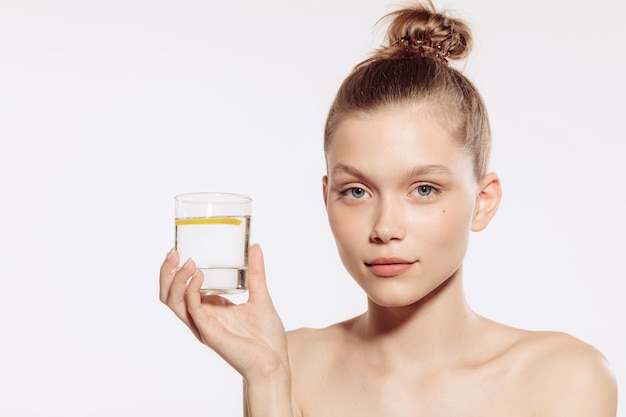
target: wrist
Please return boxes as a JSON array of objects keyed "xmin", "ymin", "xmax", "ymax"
[{"xmin": 244, "ymin": 368, "xmax": 293, "ymax": 417}]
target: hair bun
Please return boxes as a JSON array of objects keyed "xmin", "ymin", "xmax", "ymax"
[{"xmin": 379, "ymin": 1, "xmax": 472, "ymax": 63}]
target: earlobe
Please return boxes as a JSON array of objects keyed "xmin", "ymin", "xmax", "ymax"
[
  {"xmin": 471, "ymin": 172, "xmax": 502, "ymax": 232},
  {"xmin": 322, "ymin": 175, "xmax": 329, "ymax": 208}
]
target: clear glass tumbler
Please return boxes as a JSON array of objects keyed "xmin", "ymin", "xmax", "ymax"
[{"xmin": 174, "ymin": 192, "xmax": 252, "ymax": 295}]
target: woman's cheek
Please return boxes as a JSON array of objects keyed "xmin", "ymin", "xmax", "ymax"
[
  {"xmin": 328, "ymin": 205, "xmax": 368, "ymax": 258},
  {"xmin": 329, "ymin": 207, "xmax": 355, "ymax": 243},
  {"xmin": 430, "ymin": 206, "xmax": 474, "ymax": 253}
]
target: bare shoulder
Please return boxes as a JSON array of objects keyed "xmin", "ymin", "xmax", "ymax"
[
  {"xmin": 508, "ymin": 330, "xmax": 617, "ymax": 416},
  {"xmin": 286, "ymin": 316, "xmax": 356, "ymax": 360}
]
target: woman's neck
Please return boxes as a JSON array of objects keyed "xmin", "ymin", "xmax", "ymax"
[{"xmin": 354, "ymin": 270, "xmax": 483, "ymax": 369}]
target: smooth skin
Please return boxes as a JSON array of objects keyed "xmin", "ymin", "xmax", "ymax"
[{"xmin": 160, "ymin": 106, "xmax": 617, "ymax": 417}]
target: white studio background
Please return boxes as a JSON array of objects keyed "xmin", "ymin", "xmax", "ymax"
[{"xmin": 1, "ymin": 0, "xmax": 624, "ymax": 416}]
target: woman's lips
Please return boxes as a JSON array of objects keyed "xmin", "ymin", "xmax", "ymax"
[{"xmin": 366, "ymin": 258, "xmax": 416, "ymax": 277}]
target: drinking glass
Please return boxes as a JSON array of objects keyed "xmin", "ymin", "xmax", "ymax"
[{"xmin": 174, "ymin": 192, "xmax": 251, "ymax": 295}]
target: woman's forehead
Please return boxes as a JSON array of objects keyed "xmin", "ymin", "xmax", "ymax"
[
  {"xmin": 329, "ymin": 110, "xmax": 461, "ymax": 159},
  {"xmin": 324, "ymin": 109, "xmax": 475, "ymax": 180}
]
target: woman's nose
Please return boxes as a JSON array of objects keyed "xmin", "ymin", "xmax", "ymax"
[{"xmin": 369, "ymin": 196, "xmax": 406, "ymax": 244}]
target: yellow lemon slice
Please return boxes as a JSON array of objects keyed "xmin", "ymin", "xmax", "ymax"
[{"xmin": 175, "ymin": 217, "xmax": 242, "ymax": 226}]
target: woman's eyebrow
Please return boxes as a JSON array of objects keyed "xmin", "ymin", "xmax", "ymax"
[
  {"xmin": 406, "ymin": 164, "xmax": 451, "ymax": 177},
  {"xmin": 330, "ymin": 164, "xmax": 368, "ymax": 182},
  {"xmin": 331, "ymin": 164, "xmax": 368, "ymax": 182}
]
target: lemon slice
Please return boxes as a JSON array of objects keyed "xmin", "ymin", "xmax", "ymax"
[{"xmin": 175, "ymin": 217, "xmax": 242, "ymax": 226}]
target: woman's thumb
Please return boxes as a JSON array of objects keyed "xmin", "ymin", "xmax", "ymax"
[{"xmin": 247, "ymin": 243, "xmax": 271, "ymax": 301}]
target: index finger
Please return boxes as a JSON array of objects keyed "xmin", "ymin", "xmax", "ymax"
[{"xmin": 159, "ymin": 248, "xmax": 180, "ymax": 303}]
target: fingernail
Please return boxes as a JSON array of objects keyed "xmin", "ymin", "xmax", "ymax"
[
  {"xmin": 182, "ymin": 258, "xmax": 192, "ymax": 269},
  {"xmin": 165, "ymin": 248, "xmax": 175, "ymax": 260}
]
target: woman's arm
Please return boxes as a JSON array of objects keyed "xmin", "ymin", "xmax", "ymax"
[{"xmin": 243, "ymin": 374, "xmax": 293, "ymax": 417}]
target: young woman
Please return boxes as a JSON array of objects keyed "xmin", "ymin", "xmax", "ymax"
[{"xmin": 159, "ymin": 2, "xmax": 617, "ymax": 416}]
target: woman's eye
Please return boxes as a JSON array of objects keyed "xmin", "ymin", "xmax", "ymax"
[
  {"xmin": 413, "ymin": 185, "xmax": 436, "ymax": 197},
  {"xmin": 341, "ymin": 187, "xmax": 370, "ymax": 199}
]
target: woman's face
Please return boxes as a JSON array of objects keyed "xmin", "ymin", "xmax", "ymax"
[{"xmin": 323, "ymin": 107, "xmax": 485, "ymax": 308}]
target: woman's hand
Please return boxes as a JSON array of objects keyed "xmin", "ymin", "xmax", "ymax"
[{"xmin": 159, "ymin": 244, "xmax": 290, "ymax": 382}]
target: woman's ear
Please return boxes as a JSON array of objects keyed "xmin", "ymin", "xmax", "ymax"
[
  {"xmin": 471, "ymin": 172, "xmax": 502, "ymax": 232},
  {"xmin": 322, "ymin": 175, "xmax": 329, "ymax": 208}
]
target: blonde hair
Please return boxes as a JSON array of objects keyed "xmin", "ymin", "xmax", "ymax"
[{"xmin": 324, "ymin": 1, "xmax": 491, "ymax": 179}]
